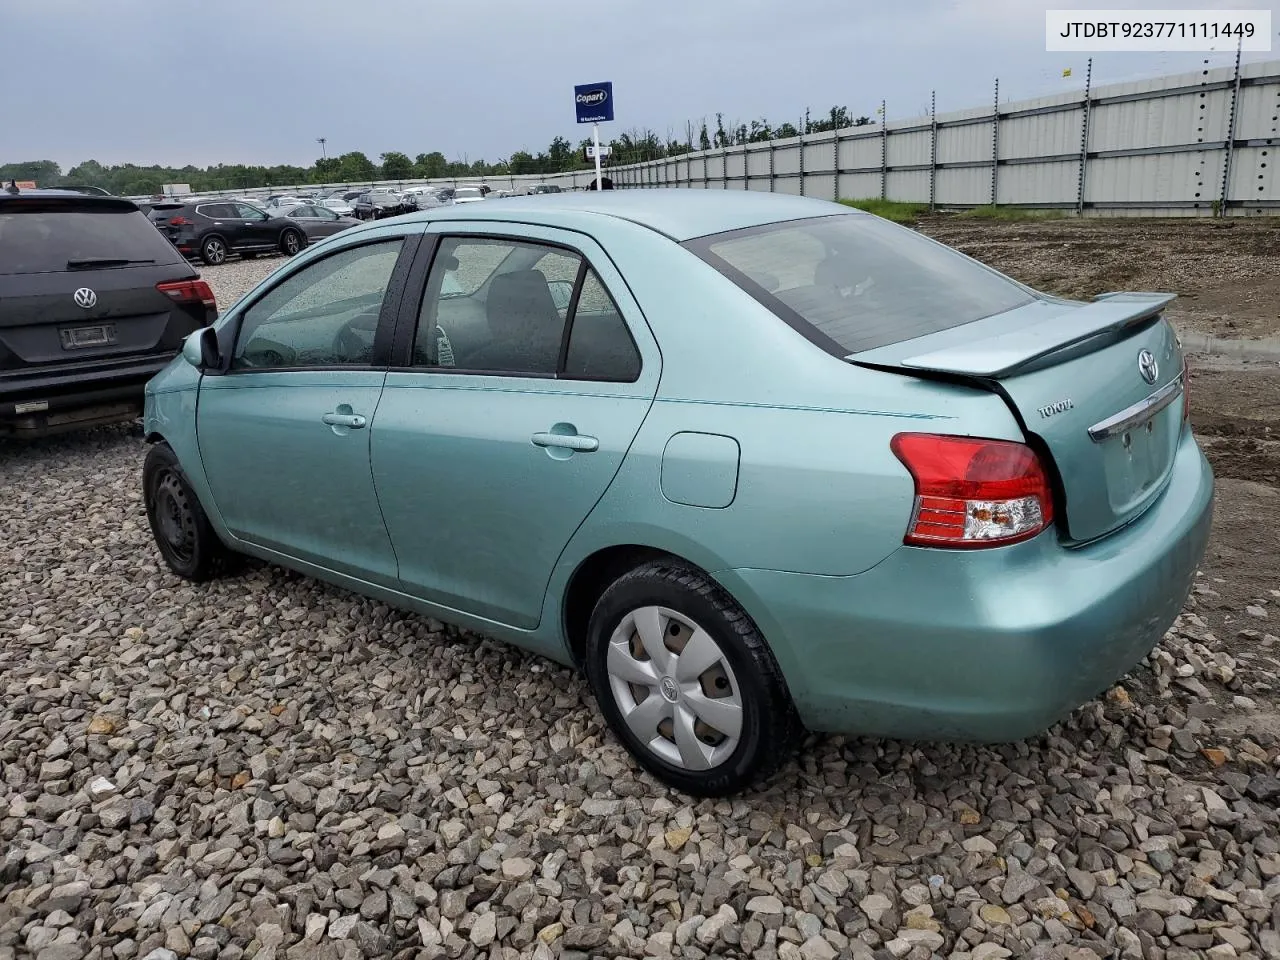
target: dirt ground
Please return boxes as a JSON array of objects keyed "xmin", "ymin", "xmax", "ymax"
[
  {"xmin": 920, "ymin": 215, "xmax": 1280, "ymax": 340},
  {"xmin": 917, "ymin": 214, "xmax": 1280, "ymax": 680}
]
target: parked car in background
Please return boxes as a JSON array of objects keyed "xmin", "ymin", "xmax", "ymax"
[
  {"xmin": 351, "ymin": 189, "xmax": 408, "ymax": 220},
  {"xmin": 318, "ymin": 198, "xmax": 354, "ymax": 216},
  {"xmin": 527, "ymin": 184, "xmax": 563, "ymax": 195},
  {"xmin": 147, "ymin": 199, "xmax": 306, "ymax": 265},
  {"xmin": 59, "ymin": 185, "xmax": 116, "ymax": 197},
  {"xmin": 138, "ymin": 189, "xmax": 1215, "ymax": 795},
  {"xmin": 0, "ymin": 188, "xmax": 216, "ymax": 437},
  {"xmin": 261, "ymin": 196, "xmax": 310, "ymax": 217},
  {"xmin": 276, "ymin": 203, "xmax": 361, "ymax": 242},
  {"xmin": 452, "ymin": 186, "xmax": 485, "ymax": 203}
]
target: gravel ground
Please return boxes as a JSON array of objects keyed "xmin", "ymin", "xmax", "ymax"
[{"xmin": 3, "ymin": 235, "xmax": 1279, "ymax": 960}]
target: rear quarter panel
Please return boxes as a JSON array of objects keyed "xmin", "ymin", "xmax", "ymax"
[{"xmin": 546, "ymin": 221, "xmax": 1028, "ymax": 609}]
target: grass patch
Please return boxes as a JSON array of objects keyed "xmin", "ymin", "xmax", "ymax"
[
  {"xmin": 839, "ymin": 199, "xmax": 1067, "ymax": 224},
  {"xmin": 955, "ymin": 205, "xmax": 1066, "ymax": 221},
  {"xmin": 838, "ymin": 199, "xmax": 928, "ymax": 224}
]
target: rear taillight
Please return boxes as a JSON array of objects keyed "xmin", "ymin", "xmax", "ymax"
[
  {"xmin": 167, "ymin": 216, "xmax": 192, "ymax": 226},
  {"xmin": 891, "ymin": 434, "xmax": 1055, "ymax": 548},
  {"xmin": 157, "ymin": 279, "xmax": 217, "ymax": 311}
]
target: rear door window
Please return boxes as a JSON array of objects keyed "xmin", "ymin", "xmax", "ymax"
[
  {"xmin": 686, "ymin": 213, "xmax": 1036, "ymax": 355},
  {"xmin": 0, "ymin": 206, "xmax": 186, "ymax": 275}
]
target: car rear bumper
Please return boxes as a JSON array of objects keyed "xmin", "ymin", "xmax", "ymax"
[
  {"xmin": 0, "ymin": 354, "xmax": 175, "ymax": 437},
  {"xmin": 717, "ymin": 427, "xmax": 1215, "ymax": 742}
]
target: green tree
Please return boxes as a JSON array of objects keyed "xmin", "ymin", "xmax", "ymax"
[
  {"xmin": 698, "ymin": 122, "xmax": 711, "ymax": 151},
  {"xmin": 414, "ymin": 152, "xmax": 448, "ymax": 178},
  {"xmin": 336, "ymin": 151, "xmax": 377, "ymax": 182},
  {"xmin": 0, "ymin": 160, "xmax": 61, "ymax": 186},
  {"xmin": 380, "ymin": 151, "xmax": 413, "ymax": 179},
  {"xmin": 712, "ymin": 114, "xmax": 729, "ymax": 148}
]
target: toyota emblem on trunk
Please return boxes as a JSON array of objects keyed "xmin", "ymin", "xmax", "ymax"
[
  {"xmin": 73, "ymin": 287, "xmax": 98, "ymax": 309},
  {"xmin": 1137, "ymin": 349, "xmax": 1158, "ymax": 385}
]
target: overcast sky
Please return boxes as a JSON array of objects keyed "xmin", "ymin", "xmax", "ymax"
[{"xmin": 3, "ymin": 0, "xmax": 1276, "ymax": 171}]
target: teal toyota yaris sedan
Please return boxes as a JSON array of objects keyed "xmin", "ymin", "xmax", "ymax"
[{"xmin": 142, "ymin": 190, "xmax": 1213, "ymax": 796}]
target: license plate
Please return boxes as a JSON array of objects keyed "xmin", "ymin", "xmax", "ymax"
[{"xmin": 60, "ymin": 324, "xmax": 117, "ymax": 349}]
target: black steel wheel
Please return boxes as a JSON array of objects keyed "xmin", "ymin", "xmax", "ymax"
[{"xmin": 143, "ymin": 443, "xmax": 238, "ymax": 582}]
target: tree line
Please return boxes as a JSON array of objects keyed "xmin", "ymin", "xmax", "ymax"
[{"xmin": 2, "ymin": 106, "xmax": 871, "ymax": 196}]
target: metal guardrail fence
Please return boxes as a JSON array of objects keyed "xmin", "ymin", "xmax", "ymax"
[
  {"xmin": 610, "ymin": 58, "xmax": 1280, "ymax": 216},
  {"xmin": 150, "ymin": 58, "xmax": 1279, "ymax": 217}
]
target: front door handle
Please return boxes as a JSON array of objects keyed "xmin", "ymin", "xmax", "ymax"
[
  {"xmin": 322, "ymin": 412, "xmax": 367, "ymax": 429},
  {"xmin": 532, "ymin": 431, "xmax": 598, "ymax": 452}
]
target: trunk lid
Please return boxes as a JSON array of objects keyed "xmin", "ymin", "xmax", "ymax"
[{"xmin": 852, "ymin": 293, "xmax": 1186, "ymax": 544}]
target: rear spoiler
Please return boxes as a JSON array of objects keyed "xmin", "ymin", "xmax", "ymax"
[{"xmin": 881, "ymin": 292, "xmax": 1176, "ymax": 379}]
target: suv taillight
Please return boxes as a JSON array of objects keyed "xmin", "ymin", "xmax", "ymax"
[
  {"xmin": 890, "ymin": 434, "xmax": 1055, "ymax": 548},
  {"xmin": 157, "ymin": 279, "xmax": 216, "ymax": 311},
  {"xmin": 167, "ymin": 216, "xmax": 192, "ymax": 226}
]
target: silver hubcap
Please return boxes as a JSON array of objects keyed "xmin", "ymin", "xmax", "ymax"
[
  {"xmin": 207, "ymin": 241, "xmax": 224, "ymax": 262},
  {"xmin": 605, "ymin": 605, "xmax": 744, "ymax": 771}
]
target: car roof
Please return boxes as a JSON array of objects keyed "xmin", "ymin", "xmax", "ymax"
[
  {"xmin": 399, "ymin": 188, "xmax": 857, "ymax": 241},
  {"xmin": 0, "ymin": 189, "xmax": 140, "ymax": 212}
]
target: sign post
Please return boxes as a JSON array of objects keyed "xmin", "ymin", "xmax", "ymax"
[{"xmin": 574, "ymin": 81, "xmax": 614, "ymax": 190}]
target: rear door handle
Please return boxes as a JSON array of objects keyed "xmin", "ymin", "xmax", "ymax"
[
  {"xmin": 531, "ymin": 432, "xmax": 598, "ymax": 452},
  {"xmin": 322, "ymin": 412, "xmax": 367, "ymax": 429}
]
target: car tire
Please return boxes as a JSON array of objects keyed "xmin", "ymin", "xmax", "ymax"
[
  {"xmin": 143, "ymin": 443, "xmax": 239, "ymax": 582},
  {"xmin": 584, "ymin": 560, "xmax": 802, "ymax": 796},
  {"xmin": 280, "ymin": 229, "xmax": 304, "ymax": 256},
  {"xmin": 199, "ymin": 236, "xmax": 227, "ymax": 266}
]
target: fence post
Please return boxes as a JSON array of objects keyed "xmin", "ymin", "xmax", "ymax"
[
  {"xmin": 1220, "ymin": 37, "xmax": 1244, "ymax": 217},
  {"xmin": 769, "ymin": 139, "xmax": 776, "ymax": 192},
  {"xmin": 833, "ymin": 128, "xmax": 840, "ymax": 201},
  {"xmin": 991, "ymin": 79, "xmax": 1000, "ymax": 206},
  {"xmin": 1076, "ymin": 58, "xmax": 1093, "ymax": 214},
  {"xmin": 799, "ymin": 133, "xmax": 806, "ymax": 196},
  {"xmin": 929, "ymin": 90, "xmax": 937, "ymax": 212},
  {"xmin": 722, "ymin": 147, "xmax": 728, "ymax": 189},
  {"xmin": 703, "ymin": 151, "xmax": 709, "ymax": 189},
  {"xmin": 880, "ymin": 100, "xmax": 888, "ymax": 200}
]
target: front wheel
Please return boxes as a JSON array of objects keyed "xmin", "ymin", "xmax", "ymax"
[
  {"xmin": 143, "ymin": 443, "xmax": 239, "ymax": 582},
  {"xmin": 584, "ymin": 561, "xmax": 802, "ymax": 796},
  {"xmin": 199, "ymin": 236, "xmax": 227, "ymax": 265},
  {"xmin": 280, "ymin": 229, "xmax": 303, "ymax": 256}
]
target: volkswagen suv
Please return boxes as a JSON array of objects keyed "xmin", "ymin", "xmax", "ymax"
[{"xmin": 0, "ymin": 187, "xmax": 217, "ymax": 437}]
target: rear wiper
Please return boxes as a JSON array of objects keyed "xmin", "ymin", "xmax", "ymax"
[{"xmin": 66, "ymin": 257, "xmax": 156, "ymax": 269}]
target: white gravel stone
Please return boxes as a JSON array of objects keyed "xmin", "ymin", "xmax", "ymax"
[{"xmin": 2, "ymin": 383, "xmax": 1278, "ymax": 960}]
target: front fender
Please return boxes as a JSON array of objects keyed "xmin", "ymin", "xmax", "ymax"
[{"xmin": 143, "ymin": 361, "xmax": 232, "ymax": 542}]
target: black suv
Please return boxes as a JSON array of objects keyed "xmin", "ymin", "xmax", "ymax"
[
  {"xmin": 147, "ymin": 199, "xmax": 306, "ymax": 265},
  {"xmin": 0, "ymin": 188, "xmax": 217, "ymax": 437}
]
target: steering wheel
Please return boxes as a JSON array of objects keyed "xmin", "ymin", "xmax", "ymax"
[{"xmin": 331, "ymin": 308, "xmax": 381, "ymax": 363}]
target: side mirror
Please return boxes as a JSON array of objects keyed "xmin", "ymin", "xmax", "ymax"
[
  {"xmin": 182, "ymin": 327, "xmax": 219, "ymax": 370},
  {"xmin": 548, "ymin": 279, "xmax": 574, "ymax": 312}
]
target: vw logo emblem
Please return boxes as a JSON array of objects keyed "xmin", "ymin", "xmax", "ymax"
[
  {"xmin": 1137, "ymin": 349, "xmax": 1159, "ymax": 385},
  {"xmin": 73, "ymin": 287, "xmax": 98, "ymax": 309}
]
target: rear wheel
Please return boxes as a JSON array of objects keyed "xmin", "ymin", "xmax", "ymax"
[
  {"xmin": 280, "ymin": 229, "xmax": 303, "ymax": 256},
  {"xmin": 584, "ymin": 561, "xmax": 802, "ymax": 796},
  {"xmin": 199, "ymin": 236, "xmax": 227, "ymax": 265},
  {"xmin": 143, "ymin": 443, "xmax": 238, "ymax": 582}
]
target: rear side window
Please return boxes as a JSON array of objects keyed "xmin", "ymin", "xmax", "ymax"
[
  {"xmin": 686, "ymin": 214, "xmax": 1035, "ymax": 355},
  {"xmin": 0, "ymin": 206, "xmax": 185, "ymax": 275}
]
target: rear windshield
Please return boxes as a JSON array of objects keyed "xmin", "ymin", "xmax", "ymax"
[
  {"xmin": 455, "ymin": 188, "xmax": 483, "ymax": 199},
  {"xmin": 0, "ymin": 206, "xmax": 184, "ymax": 275},
  {"xmin": 148, "ymin": 203, "xmax": 187, "ymax": 220},
  {"xmin": 686, "ymin": 213, "xmax": 1035, "ymax": 354}
]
